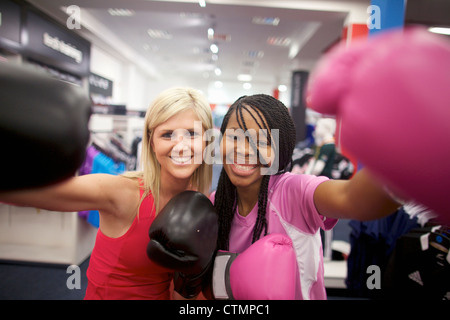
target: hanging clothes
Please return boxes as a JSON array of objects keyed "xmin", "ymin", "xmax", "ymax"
[
  {"xmin": 77, "ymin": 143, "xmax": 127, "ymax": 227},
  {"xmin": 345, "ymin": 207, "xmax": 420, "ymax": 298},
  {"xmin": 78, "ymin": 145, "xmax": 100, "ymax": 220},
  {"xmin": 382, "ymin": 224, "xmax": 450, "ymax": 300}
]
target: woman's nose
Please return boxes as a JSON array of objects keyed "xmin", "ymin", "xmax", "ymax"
[
  {"xmin": 235, "ymin": 138, "xmax": 257, "ymax": 163},
  {"xmin": 172, "ymin": 133, "xmax": 190, "ymax": 151}
]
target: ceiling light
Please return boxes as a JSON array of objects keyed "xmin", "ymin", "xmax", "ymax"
[
  {"xmin": 267, "ymin": 36, "xmax": 291, "ymax": 46},
  {"xmin": 245, "ymin": 50, "xmax": 264, "ymax": 59},
  {"xmin": 208, "ymin": 28, "xmax": 214, "ymax": 40},
  {"xmin": 243, "ymin": 83, "xmax": 252, "ymax": 90},
  {"xmin": 210, "ymin": 44, "xmax": 219, "ymax": 54},
  {"xmin": 237, "ymin": 74, "xmax": 252, "ymax": 82},
  {"xmin": 199, "ymin": 0, "xmax": 206, "ymax": 8},
  {"xmin": 428, "ymin": 26, "xmax": 450, "ymax": 35},
  {"xmin": 108, "ymin": 8, "xmax": 135, "ymax": 16},
  {"xmin": 214, "ymin": 67, "xmax": 222, "ymax": 76},
  {"xmin": 147, "ymin": 29, "xmax": 173, "ymax": 39},
  {"xmin": 278, "ymin": 85, "xmax": 287, "ymax": 92},
  {"xmin": 214, "ymin": 81, "xmax": 223, "ymax": 88},
  {"xmin": 252, "ymin": 16, "xmax": 280, "ymax": 26}
]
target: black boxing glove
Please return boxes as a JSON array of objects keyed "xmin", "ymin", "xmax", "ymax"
[
  {"xmin": 147, "ymin": 191, "xmax": 218, "ymax": 298},
  {"xmin": 0, "ymin": 62, "xmax": 91, "ymax": 190}
]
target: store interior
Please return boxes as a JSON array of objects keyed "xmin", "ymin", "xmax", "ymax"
[{"xmin": 0, "ymin": 0, "xmax": 449, "ymax": 300}]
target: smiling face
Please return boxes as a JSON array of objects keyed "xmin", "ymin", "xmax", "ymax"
[
  {"xmin": 152, "ymin": 108, "xmax": 206, "ymax": 184},
  {"xmin": 221, "ymin": 107, "xmax": 274, "ymax": 190}
]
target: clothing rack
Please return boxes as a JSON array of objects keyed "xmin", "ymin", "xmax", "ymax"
[{"xmin": 88, "ymin": 112, "xmax": 145, "ymax": 168}]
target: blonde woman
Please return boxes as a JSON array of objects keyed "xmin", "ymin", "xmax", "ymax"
[{"xmin": 0, "ymin": 87, "xmax": 213, "ymax": 300}]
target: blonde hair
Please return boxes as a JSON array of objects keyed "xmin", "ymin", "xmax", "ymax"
[{"xmin": 124, "ymin": 87, "xmax": 213, "ymax": 214}]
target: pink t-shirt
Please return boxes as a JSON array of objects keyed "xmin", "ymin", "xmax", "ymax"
[{"xmin": 210, "ymin": 172, "xmax": 337, "ymax": 300}]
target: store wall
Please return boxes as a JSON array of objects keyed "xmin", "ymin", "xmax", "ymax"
[
  {"xmin": 90, "ymin": 46, "xmax": 124, "ymax": 105},
  {"xmin": 90, "ymin": 46, "xmax": 157, "ymax": 112},
  {"xmin": 124, "ymin": 64, "xmax": 152, "ymax": 111}
]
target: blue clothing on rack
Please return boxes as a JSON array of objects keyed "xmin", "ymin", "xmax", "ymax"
[{"xmin": 82, "ymin": 151, "xmax": 126, "ymax": 227}]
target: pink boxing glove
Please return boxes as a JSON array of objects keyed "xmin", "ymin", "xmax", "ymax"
[
  {"xmin": 203, "ymin": 234, "xmax": 297, "ymax": 300},
  {"xmin": 307, "ymin": 27, "xmax": 450, "ymax": 223}
]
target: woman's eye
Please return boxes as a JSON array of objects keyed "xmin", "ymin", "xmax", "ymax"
[
  {"xmin": 258, "ymin": 140, "xmax": 268, "ymax": 147},
  {"xmin": 189, "ymin": 130, "xmax": 200, "ymax": 137}
]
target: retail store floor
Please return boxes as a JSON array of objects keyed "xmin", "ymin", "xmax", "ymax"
[
  {"xmin": 0, "ymin": 258, "xmax": 89, "ymax": 300},
  {"xmin": 0, "ymin": 257, "xmax": 356, "ymax": 300}
]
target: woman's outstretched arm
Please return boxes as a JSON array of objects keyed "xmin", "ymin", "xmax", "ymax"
[{"xmin": 313, "ymin": 169, "xmax": 401, "ymax": 221}]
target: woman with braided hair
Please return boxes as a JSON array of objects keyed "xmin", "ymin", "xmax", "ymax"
[{"xmin": 210, "ymin": 94, "xmax": 400, "ymax": 300}]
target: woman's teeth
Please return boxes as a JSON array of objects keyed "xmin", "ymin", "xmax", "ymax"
[
  {"xmin": 233, "ymin": 163, "xmax": 257, "ymax": 171},
  {"xmin": 171, "ymin": 156, "xmax": 191, "ymax": 163}
]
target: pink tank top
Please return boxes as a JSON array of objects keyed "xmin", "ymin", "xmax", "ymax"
[{"xmin": 84, "ymin": 187, "xmax": 173, "ymax": 300}]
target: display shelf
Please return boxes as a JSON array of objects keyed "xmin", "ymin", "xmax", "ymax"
[
  {"xmin": 324, "ymin": 260, "xmax": 347, "ymax": 289},
  {"xmin": 0, "ymin": 204, "xmax": 97, "ymax": 266}
]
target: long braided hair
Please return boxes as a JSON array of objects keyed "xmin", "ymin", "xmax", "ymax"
[{"xmin": 215, "ymin": 94, "xmax": 297, "ymax": 250}]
